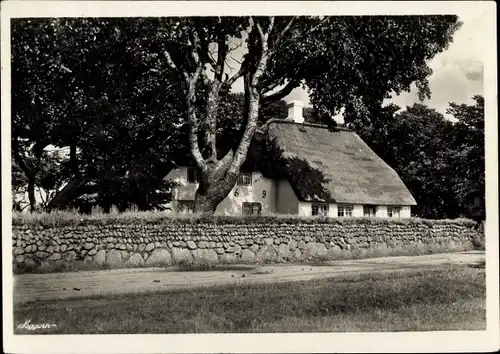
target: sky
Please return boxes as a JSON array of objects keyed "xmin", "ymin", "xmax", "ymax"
[{"xmin": 228, "ymin": 10, "xmax": 487, "ymax": 121}]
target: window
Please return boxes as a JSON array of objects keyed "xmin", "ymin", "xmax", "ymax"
[
  {"xmin": 338, "ymin": 205, "xmax": 353, "ymax": 217},
  {"xmin": 387, "ymin": 206, "xmax": 401, "ymax": 218},
  {"xmin": 363, "ymin": 205, "xmax": 376, "ymax": 217},
  {"xmin": 187, "ymin": 168, "xmax": 198, "ymax": 183},
  {"xmin": 178, "ymin": 200, "xmax": 195, "ymax": 213},
  {"xmin": 312, "ymin": 203, "xmax": 329, "ymax": 217},
  {"xmin": 242, "ymin": 202, "xmax": 262, "ymax": 216},
  {"xmin": 237, "ymin": 172, "xmax": 253, "ymax": 186}
]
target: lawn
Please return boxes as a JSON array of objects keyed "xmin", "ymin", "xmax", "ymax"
[{"xmin": 13, "ymin": 264, "xmax": 485, "ymax": 334}]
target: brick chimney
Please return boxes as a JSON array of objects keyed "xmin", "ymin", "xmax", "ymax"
[{"xmin": 286, "ymin": 100, "xmax": 304, "ymax": 123}]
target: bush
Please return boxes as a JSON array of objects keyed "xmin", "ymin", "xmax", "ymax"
[{"xmin": 472, "ymin": 232, "xmax": 485, "ymax": 250}]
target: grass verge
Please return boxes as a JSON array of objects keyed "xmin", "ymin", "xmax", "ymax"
[
  {"xmin": 13, "ymin": 264, "xmax": 485, "ymax": 334},
  {"xmin": 13, "ymin": 210, "xmax": 479, "ymax": 227}
]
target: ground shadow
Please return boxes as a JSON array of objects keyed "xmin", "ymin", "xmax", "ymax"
[{"xmin": 166, "ymin": 265, "xmax": 259, "ymax": 272}]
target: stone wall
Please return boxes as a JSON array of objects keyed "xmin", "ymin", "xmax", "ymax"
[{"xmin": 12, "ymin": 217, "xmax": 480, "ymax": 272}]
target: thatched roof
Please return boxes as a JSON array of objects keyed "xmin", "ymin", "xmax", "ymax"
[{"xmin": 262, "ymin": 120, "xmax": 417, "ymax": 206}]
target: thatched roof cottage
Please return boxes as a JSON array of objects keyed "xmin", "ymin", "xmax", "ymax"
[{"xmin": 165, "ymin": 101, "xmax": 416, "ymax": 217}]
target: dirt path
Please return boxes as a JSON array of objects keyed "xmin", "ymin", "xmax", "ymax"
[{"xmin": 13, "ymin": 251, "xmax": 484, "ymax": 304}]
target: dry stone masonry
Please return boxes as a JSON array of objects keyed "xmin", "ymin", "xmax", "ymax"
[{"xmin": 12, "ymin": 217, "xmax": 480, "ymax": 272}]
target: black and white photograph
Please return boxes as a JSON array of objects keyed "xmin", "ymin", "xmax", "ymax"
[{"xmin": 2, "ymin": 1, "xmax": 498, "ymax": 353}]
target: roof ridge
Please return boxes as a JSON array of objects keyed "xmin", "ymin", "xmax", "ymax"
[{"xmin": 259, "ymin": 118, "xmax": 352, "ymax": 133}]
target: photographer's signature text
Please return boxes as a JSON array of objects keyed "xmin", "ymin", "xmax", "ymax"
[{"xmin": 17, "ymin": 319, "xmax": 57, "ymax": 331}]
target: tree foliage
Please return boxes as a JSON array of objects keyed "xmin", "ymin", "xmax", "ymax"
[
  {"xmin": 153, "ymin": 15, "xmax": 461, "ymax": 213},
  {"xmin": 353, "ymin": 96, "xmax": 484, "ymax": 220},
  {"xmin": 12, "ymin": 16, "xmax": 463, "ymax": 214},
  {"xmin": 12, "ymin": 18, "xmax": 189, "ymax": 212}
]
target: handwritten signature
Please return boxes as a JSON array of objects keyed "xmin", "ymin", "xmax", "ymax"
[{"xmin": 17, "ymin": 319, "xmax": 57, "ymax": 331}]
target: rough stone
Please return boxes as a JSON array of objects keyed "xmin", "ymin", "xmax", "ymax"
[
  {"xmin": 93, "ymin": 250, "xmax": 106, "ymax": 266},
  {"xmin": 64, "ymin": 251, "xmax": 77, "ymax": 262},
  {"xmin": 48, "ymin": 253, "xmax": 61, "ymax": 261},
  {"xmin": 215, "ymin": 248, "xmax": 225, "ymax": 255},
  {"xmin": 14, "ymin": 247, "xmax": 24, "ymax": 255},
  {"xmin": 220, "ymin": 253, "xmax": 237, "ymax": 264},
  {"xmin": 297, "ymin": 240, "xmax": 306, "ymax": 250},
  {"xmin": 198, "ymin": 241, "xmax": 208, "ymax": 249},
  {"xmin": 186, "ymin": 240, "xmax": 197, "ymax": 250},
  {"xmin": 84, "ymin": 242, "xmax": 94, "ymax": 250},
  {"xmin": 292, "ymin": 248, "xmax": 303, "ymax": 261},
  {"xmin": 15, "ymin": 255, "xmax": 25, "ymax": 263},
  {"xmin": 327, "ymin": 245, "xmax": 343, "ymax": 259},
  {"xmin": 249, "ymin": 244, "xmax": 260, "ymax": 253},
  {"xmin": 256, "ymin": 245, "xmax": 277, "ymax": 263},
  {"xmin": 145, "ymin": 243, "xmax": 155, "ymax": 252},
  {"xmin": 288, "ymin": 239, "xmax": 298, "ymax": 251},
  {"xmin": 105, "ymin": 250, "xmax": 122, "ymax": 267},
  {"xmin": 35, "ymin": 251, "xmax": 49, "ymax": 259},
  {"xmin": 192, "ymin": 249, "xmax": 219, "ymax": 265},
  {"xmin": 125, "ymin": 253, "xmax": 145, "ymax": 267},
  {"xmin": 88, "ymin": 248, "xmax": 97, "ymax": 256},
  {"xmin": 277, "ymin": 244, "xmax": 292, "ymax": 261},
  {"xmin": 303, "ymin": 242, "xmax": 328, "ymax": 260},
  {"xmin": 171, "ymin": 247, "xmax": 193, "ymax": 265},
  {"xmin": 264, "ymin": 238, "xmax": 274, "ymax": 246},
  {"xmin": 240, "ymin": 249, "xmax": 256, "ymax": 263},
  {"xmin": 146, "ymin": 248, "xmax": 172, "ymax": 267}
]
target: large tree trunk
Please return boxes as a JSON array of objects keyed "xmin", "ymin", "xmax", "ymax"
[
  {"xmin": 193, "ymin": 83, "xmax": 261, "ymax": 214},
  {"xmin": 194, "ymin": 172, "xmax": 238, "ymax": 213},
  {"xmin": 173, "ymin": 18, "xmax": 274, "ymax": 215},
  {"xmin": 46, "ymin": 178, "xmax": 86, "ymax": 211},
  {"xmin": 27, "ymin": 177, "xmax": 37, "ymax": 213}
]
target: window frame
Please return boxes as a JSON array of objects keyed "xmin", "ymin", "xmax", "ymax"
[
  {"xmin": 387, "ymin": 206, "xmax": 401, "ymax": 218},
  {"xmin": 177, "ymin": 200, "xmax": 195, "ymax": 213},
  {"xmin": 242, "ymin": 202, "xmax": 262, "ymax": 216},
  {"xmin": 187, "ymin": 167, "xmax": 198, "ymax": 184},
  {"xmin": 338, "ymin": 204, "xmax": 354, "ymax": 217},
  {"xmin": 363, "ymin": 205, "xmax": 376, "ymax": 217},
  {"xmin": 312, "ymin": 203, "xmax": 329, "ymax": 217},
  {"xmin": 237, "ymin": 171, "xmax": 253, "ymax": 186}
]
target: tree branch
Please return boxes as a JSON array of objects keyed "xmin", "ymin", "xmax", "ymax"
[
  {"xmin": 12, "ymin": 138, "xmax": 34, "ymax": 180},
  {"xmin": 226, "ymin": 17, "xmax": 274, "ymax": 176},
  {"xmin": 185, "ymin": 61, "xmax": 206, "ymax": 171},
  {"xmin": 305, "ymin": 17, "xmax": 328, "ymax": 35},
  {"xmin": 251, "ymin": 17, "xmax": 274, "ymax": 87},
  {"xmin": 224, "ymin": 64, "xmax": 246, "ymax": 89},
  {"xmin": 163, "ymin": 49, "xmax": 189, "ymax": 84},
  {"xmin": 261, "ymin": 80, "xmax": 300, "ymax": 103},
  {"xmin": 189, "ymin": 30, "xmax": 201, "ymax": 66},
  {"xmin": 274, "ymin": 16, "xmax": 296, "ymax": 47}
]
